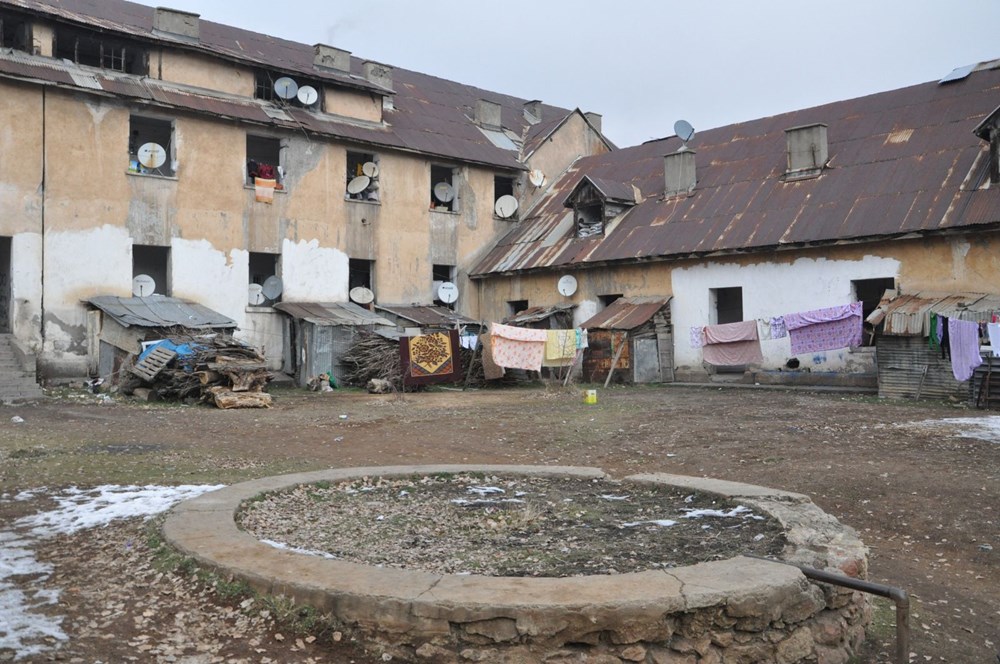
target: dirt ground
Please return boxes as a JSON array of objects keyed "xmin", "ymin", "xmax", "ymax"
[{"xmin": 1, "ymin": 383, "xmax": 998, "ymax": 663}]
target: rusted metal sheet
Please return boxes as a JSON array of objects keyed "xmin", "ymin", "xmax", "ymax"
[
  {"xmin": 583, "ymin": 330, "xmax": 629, "ymax": 382},
  {"xmin": 473, "ymin": 66, "xmax": 1000, "ymax": 277},
  {"xmin": 273, "ymin": 302, "xmax": 393, "ymax": 327},
  {"xmin": 580, "ymin": 297, "xmax": 671, "ymax": 331},
  {"xmin": 87, "ymin": 295, "xmax": 234, "ymax": 329},
  {"xmin": 503, "ymin": 304, "xmax": 574, "ymax": 327},
  {"xmin": 869, "ymin": 291, "xmax": 1000, "ymax": 336},
  {"xmin": 375, "ymin": 305, "xmax": 477, "ymax": 327},
  {"xmin": 876, "ymin": 335, "xmax": 969, "ymax": 401}
]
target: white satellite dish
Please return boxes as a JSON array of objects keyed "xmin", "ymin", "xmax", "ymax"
[
  {"xmin": 674, "ymin": 119, "xmax": 695, "ymax": 146},
  {"xmin": 273, "ymin": 77, "xmax": 299, "ymax": 100},
  {"xmin": 137, "ymin": 143, "xmax": 166, "ymax": 169},
  {"xmin": 433, "ymin": 182, "xmax": 455, "ymax": 203},
  {"xmin": 296, "ymin": 85, "xmax": 318, "ymax": 106},
  {"xmin": 557, "ymin": 275, "xmax": 578, "ymax": 297},
  {"xmin": 132, "ymin": 274, "xmax": 156, "ymax": 297},
  {"xmin": 347, "ymin": 175, "xmax": 371, "ymax": 195},
  {"xmin": 437, "ymin": 281, "xmax": 459, "ymax": 304},
  {"xmin": 494, "ymin": 194, "xmax": 519, "ymax": 219},
  {"xmin": 528, "ymin": 169, "xmax": 546, "ymax": 187},
  {"xmin": 349, "ymin": 286, "xmax": 374, "ymax": 305},
  {"xmin": 248, "ymin": 283, "xmax": 266, "ymax": 305},
  {"xmin": 261, "ymin": 275, "xmax": 283, "ymax": 300},
  {"xmin": 361, "ymin": 161, "xmax": 379, "ymax": 178}
]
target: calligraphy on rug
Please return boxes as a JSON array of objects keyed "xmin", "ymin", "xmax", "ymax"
[{"xmin": 400, "ymin": 329, "xmax": 463, "ymax": 386}]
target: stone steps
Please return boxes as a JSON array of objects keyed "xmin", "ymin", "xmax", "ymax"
[{"xmin": 0, "ymin": 333, "xmax": 45, "ymax": 403}]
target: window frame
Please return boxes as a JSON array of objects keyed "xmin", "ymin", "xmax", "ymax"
[
  {"xmin": 345, "ymin": 151, "xmax": 380, "ymax": 202},
  {"xmin": 493, "ymin": 175, "xmax": 517, "ymax": 219},
  {"xmin": 246, "ymin": 134, "xmax": 286, "ymax": 188},
  {"xmin": 132, "ymin": 244, "xmax": 170, "ymax": 296},
  {"xmin": 128, "ymin": 115, "xmax": 176, "ymax": 178},
  {"xmin": 430, "ymin": 164, "xmax": 459, "ymax": 212}
]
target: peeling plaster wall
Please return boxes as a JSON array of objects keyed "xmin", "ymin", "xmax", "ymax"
[
  {"xmin": 156, "ymin": 50, "xmax": 253, "ymax": 97},
  {"xmin": 170, "ymin": 238, "xmax": 248, "ymax": 326},
  {"xmin": 324, "ymin": 88, "xmax": 382, "ymax": 124},
  {"xmin": 522, "ymin": 113, "xmax": 611, "ymax": 215},
  {"xmin": 10, "ymin": 233, "xmax": 43, "ymax": 348},
  {"xmin": 281, "ymin": 238, "xmax": 349, "ymax": 302}
]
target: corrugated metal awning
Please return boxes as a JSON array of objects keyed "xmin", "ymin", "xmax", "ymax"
[
  {"xmin": 868, "ymin": 291, "xmax": 1000, "ymax": 336},
  {"xmin": 580, "ymin": 296, "xmax": 672, "ymax": 330},
  {"xmin": 503, "ymin": 303, "xmax": 575, "ymax": 325},
  {"xmin": 87, "ymin": 295, "xmax": 235, "ymax": 328},
  {"xmin": 273, "ymin": 301, "xmax": 394, "ymax": 327},
  {"xmin": 375, "ymin": 305, "xmax": 477, "ymax": 326}
]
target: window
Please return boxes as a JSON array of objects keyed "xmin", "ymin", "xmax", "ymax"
[
  {"xmin": 249, "ymin": 252, "xmax": 280, "ymax": 306},
  {"xmin": 854, "ymin": 277, "xmax": 895, "ymax": 346},
  {"xmin": 349, "ymin": 259, "xmax": 374, "ymax": 294},
  {"xmin": 430, "ymin": 164, "xmax": 458, "ymax": 212},
  {"xmin": 432, "ymin": 264, "xmax": 455, "ymax": 308},
  {"xmin": 575, "ymin": 204, "xmax": 603, "ymax": 238},
  {"xmin": 254, "ymin": 70, "xmax": 323, "ymax": 109},
  {"xmin": 494, "ymin": 175, "xmax": 516, "ymax": 219},
  {"xmin": 54, "ymin": 27, "xmax": 147, "ymax": 74},
  {"xmin": 346, "ymin": 151, "xmax": 380, "ymax": 201},
  {"xmin": 246, "ymin": 135, "xmax": 284, "ymax": 188},
  {"xmin": 712, "ymin": 287, "xmax": 743, "ymax": 325},
  {"xmin": 132, "ymin": 245, "xmax": 169, "ymax": 296},
  {"xmin": 128, "ymin": 116, "xmax": 175, "ymax": 177},
  {"xmin": 600, "ymin": 294, "xmax": 623, "ymax": 309},
  {"xmin": 507, "ymin": 300, "xmax": 528, "ymax": 318},
  {"xmin": 0, "ymin": 13, "xmax": 29, "ymax": 52}
]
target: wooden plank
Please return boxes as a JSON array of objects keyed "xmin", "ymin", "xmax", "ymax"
[{"xmin": 130, "ymin": 346, "xmax": 177, "ymax": 382}]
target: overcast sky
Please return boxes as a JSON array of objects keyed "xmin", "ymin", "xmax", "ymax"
[{"xmin": 133, "ymin": 0, "xmax": 1000, "ymax": 147}]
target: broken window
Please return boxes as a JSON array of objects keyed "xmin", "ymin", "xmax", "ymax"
[
  {"xmin": 493, "ymin": 175, "xmax": 517, "ymax": 219},
  {"xmin": 132, "ymin": 245, "xmax": 169, "ymax": 296},
  {"xmin": 712, "ymin": 287, "xmax": 743, "ymax": 325},
  {"xmin": 248, "ymin": 252, "xmax": 280, "ymax": 306},
  {"xmin": 246, "ymin": 135, "xmax": 284, "ymax": 188},
  {"xmin": 853, "ymin": 277, "xmax": 895, "ymax": 346},
  {"xmin": 54, "ymin": 26, "xmax": 147, "ymax": 74},
  {"xmin": 128, "ymin": 116, "xmax": 175, "ymax": 177},
  {"xmin": 575, "ymin": 204, "xmax": 603, "ymax": 238},
  {"xmin": 349, "ymin": 259, "xmax": 374, "ymax": 294},
  {"xmin": 0, "ymin": 12, "xmax": 30, "ymax": 52},
  {"xmin": 507, "ymin": 300, "xmax": 528, "ymax": 318},
  {"xmin": 254, "ymin": 70, "xmax": 323, "ymax": 110},
  {"xmin": 432, "ymin": 264, "xmax": 455, "ymax": 307},
  {"xmin": 430, "ymin": 164, "xmax": 458, "ymax": 212},
  {"xmin": 346, "ymin": 151, "xmax": 380, "ymax": 202}
]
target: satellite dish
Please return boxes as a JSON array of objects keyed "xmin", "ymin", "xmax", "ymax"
[
  {"xmin": 361, "ymin": 161, "xmax": 379, "ymax": 178},
  {"xmin": 261, "ymin": 275, "xmax": 283, "ymax": 300},
  {"xmin": 674, "ymin": 119, "xmax": 695, "ymax": 146},
  {"xmin": 433, "ymin": 182, "xmax": 455, "ymax": 203},
  {"xmin": 248, "ymin": 283, "xmax": 266, "ymax": 305},
  {"xmin": 296, "ymin": 85, "xmax": 318, "ymax": 106},
  {"xmin": 347, "ymin": 175, "xmax": 371, "ymax": 194},
  {"xmin": 494, "ymin": 194, "xmax": 519, "ymax": 219},
  {"xmin": 137, "ymin": 143, "xmax": 166, "ymax": 169},
  {"xmin": 132, "ymin": 274, "xmax": 156, "ymax": 297},
  {"xmin": 349, "ymin": 286, "xmax": 374, "ymax": 305},
  {"xmin": 273, "ymin": 77, "xmax": 299, "ymax": 100},
  {"xmin": 528, "ymin": 169, "xmax": 546, "ymax": 187},
  {"xmin": 557, "ymin": 275, "xmax": 578, "ymax": 297},
  {"xmin": 437, "ymin": 281, "xmax": 459, "ymax": 304}
]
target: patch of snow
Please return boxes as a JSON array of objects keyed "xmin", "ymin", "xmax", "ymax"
[
  {"xmin": 904, "ymin": 416, "xmax": 1000, "ymax": 443},
  {"xmin": 260, "ymin": 539, "xmax": 337, "ymax": 560},
  {"xmin": 600, "ymin": 494, "xmax": 630, "ymax": 501},
  {"xmin": 621, "ymin": 519, "xmax": 678, "ymax": 528},
  {"xmin": 681, "ymin": 506, "xmax": 751, "ymax": 519},
  {"xmin": 467, "ymin": 486, "xmax": 505, "ymax": 496},
  {"xmin": 450, "ymin": 498, "xmax": 525, "ymax": 506}
]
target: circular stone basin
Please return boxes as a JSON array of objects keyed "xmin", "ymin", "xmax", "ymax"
[{"xmin": 164, "ymin": 465, "xmax": 870, "ymax": 663}]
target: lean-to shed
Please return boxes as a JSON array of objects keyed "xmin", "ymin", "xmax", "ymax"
[
  {"xmin": 580, "ymin": 296, "xmax": 673, "ymax": 384},
  {"xmin": 273, "ymin": 302, "xmax": 394, "ymax": 387},
  {"xmin": 867, "ymin": 291, "xmax": 1000, "ymax": 400}
]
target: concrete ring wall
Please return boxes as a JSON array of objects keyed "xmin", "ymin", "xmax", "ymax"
[{"xmin": 163, "ymin": 465, "xmax": 871, "ymax": 663}]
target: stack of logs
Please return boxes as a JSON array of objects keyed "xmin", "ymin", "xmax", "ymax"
[{"xmin": 124, "ymin": 335, "xmax": 272, "ymax": 408}]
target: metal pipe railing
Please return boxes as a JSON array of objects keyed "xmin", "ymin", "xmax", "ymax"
[{"xmin": 747, "ymin": 555, "xmax": 909, "ymax": 664}]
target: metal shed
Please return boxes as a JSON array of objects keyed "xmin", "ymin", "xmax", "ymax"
[
  {"xmin": 579, "ymin": 296, "xmax": 673, "ymax": 384},
  {"xmin": 867, "ymin": 291, "xmax": 1000, "ymax": 400},
  {"xmin": 274, "ymin": 302, "xmax": 394, "ymax": 387}
]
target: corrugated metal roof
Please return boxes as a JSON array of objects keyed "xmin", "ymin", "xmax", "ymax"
[
  {"xmin": 868, "ymin": 291, "xmax": 1000, "ymax": 336},
  {"xmin": 503, "ymin": 303, "xmax": 574, "ymax": 325},
  {"xmin": 273, "ymin": 301, "xmax": 394, "ymax": 327},
  {"xmin": 375, "ymin": 305, "xmax": 477, "ymax": 327},
  {"xmin": 87, "ymin": 295, "xmax": 235, "ymax": 328},
  {"xmin": 473, "ymin": 63, "xmax": 1000, "ymax": 276},
  {"xmin": 580, "ymin": 297, "xmax": 672, "ymax": 330}
]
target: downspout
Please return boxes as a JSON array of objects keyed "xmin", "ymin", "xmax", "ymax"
[{"xmin": 40, "ymin": 86, "xmax": 46, "ymax": 354}]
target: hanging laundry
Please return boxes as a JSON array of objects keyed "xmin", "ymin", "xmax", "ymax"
[
  {"xmin": 479, "ymin": 333, "xmax": 505, "ymax": 380},
  {"xmin": 783, "ymin": 302, "xmax": 862, "ymax": 355},
  {"xmin": 459, "ymin": 333, "xmax": 479, "ymax": 351},
  {"xmin": 939, "ymin": 316, "xmax": 950, "ymax": 359},
  {"xmin": 689, "ymin": 326, "xmax": 705, "ymax": 349},
  {"xmin": 254, "ymin": 177, "xmax": 276, "ymax": 203},
  {"xmin": 948, "ymin": 318, "xmax": 982, "ymax": 382},
  {"xmin": 701, "ymin": 320, "xmax": 762, "ymax": 366},
  {"xmin": 543, "ymin": 329, "xmax": 577, "ymax": 367},
  {"xmin": 756, "ymin": 319, "xmax": 772, "ymax": 341},
  {"xmin": 929, "ymin": 312, "xmax": 939, "ymax": 350},
  {"xmin": 988, "ymin": 322, "xmax": 1000, "ymax": 358},
  {"xmin": 576, "ymin": 328, "xmax": 589, "ymax": 350},
  {"xmin": 399, "ymin": 329, "xmax": 462, "ymax": 386},
  {"xmin": 490, "ymin": 323, "xmax": 548, "ymax": 372},
  {"xmin": 769, "ymin": 317, "xmax": 788, "ymax": 340}
]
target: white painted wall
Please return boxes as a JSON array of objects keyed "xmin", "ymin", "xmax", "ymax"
[
  {"xmin": 170, "ymin": 238, "xmax": 248, "ymax": 326},
  {"xmin": 10, "ymin": 232, "xmax": 43, "ymax": 349},
  {"xmin": 281, "ymin": 238, "xmax": 350, "ymax": 302},
  {"xmin": 239, "ymin": 307, "xmax": 285, "ymax": 371},
  {"xmin": 671, "ymin": 254, "xmax": 900, "ymax": 374},
  {"xmin": 574, "ymin": 299, "xmax": 599, "ymax": 327}
]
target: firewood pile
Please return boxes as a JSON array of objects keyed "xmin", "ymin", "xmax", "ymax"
[{"xmin": 122, "ymin": 335, "xmax": 273, "ymax": 408}]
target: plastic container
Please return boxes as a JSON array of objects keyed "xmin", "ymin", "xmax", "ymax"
[{"xmin": 584, "ymin": 389, "xmax": 597, "ymax": 404}]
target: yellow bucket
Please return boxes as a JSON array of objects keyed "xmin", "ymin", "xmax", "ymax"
[{"xmin": 584, "ymin": 389, "xmax": 597, "ymax": 405}]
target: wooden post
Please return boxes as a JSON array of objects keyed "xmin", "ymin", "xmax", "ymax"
[{"xmin": 604, "ymin": 334, "xmax": 626, "ymax": 388}]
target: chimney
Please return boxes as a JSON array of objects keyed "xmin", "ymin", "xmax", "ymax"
[
  {"xmin": 153, "ymin": 7, "xmax": 199, "ymax": 40},
  {"xmin": 314, "ymin": 44, "xmax": 351, "ymax": 73},
  {"xmin": 584, "ymin": 111, "xmax": 602, "ymax": 133},
  {"xmin": 784, "ymin": 123, "xmax": 828, "ymax": 179},
  {"xmin": 476, "ymin": 99, "xmax": 502, "ymax": 131},
  {"xmin": 523, "ymin": 100, "xmax": 542, "ymax": 124},
  {"xmin": 363, "ymin": 61, "xmax": 393, "ymax": 90},
  {"xmin": 664, "ymin": 149, "xmax": 697, "ymax": 197}
]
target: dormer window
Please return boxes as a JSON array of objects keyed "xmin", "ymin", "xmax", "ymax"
[
  {"xmin": 973, "ymin": 104, "xmax": 1000, "ymax": 186},
  {"xmin": 254, "ymin": 70, "xmax": 323, "ymax": 110},
  {"xmin": 563, "ymin": 175, "xmax": 636, "ymax": 239},
  {"xmin": 54, "ymin": 27, "xmax": 147, "ymax": 74}
]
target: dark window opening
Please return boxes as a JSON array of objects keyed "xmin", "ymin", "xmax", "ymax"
[
  {"xmin": 128, "ymin": 116, "xmax": 174, "ymax": 177},
  {"xmin": 349, "ymin": 259, "xmax": 374, "ymax": 293},
  {"xmin": 432, "ymin": 264, "xmax": 455, "ymax": 308},
  {"xmin": 0, "ymin": 236, "xmax": 11, "ymax": 333},
  {"xmin": 493, "ymin": 175, "xmax": 517, "ymax": 219},
  {"xmin": 0, "ymin": 13, "xmax": 30, "ymax": 52},
  {"xmin": 430, "ymin": 164, "xmax": 458, "ymax": 212},
  {"xmin": 575, "ymin": 203, "xmax": 603, "ymax": 238},
  {"xmin": 248, "ymin": 252, "xmax": 280, "ymax": 306},
  {"xmin": 507, "ymin": 300, "xmax": 528, "ymax": 318},
  {"xmin": 54, "ymin": 27, "xmax": 147, "ymax": 74},
  {"xmin": 246, "ymin": 135, "xmax": 283, "ymax": 187},
  {"xmin": 132, "ymin": 245, "xmax": 169, "ymax": 296},
  {"xmin": 854, "ymin": 277, "xmax": 895, "ymax": 346},
  {"xmin": 600, "ymin": 293, "xmax": 623, "ymax": 309},
  {"xmin": 346, "ymin": 151, "xmax": 380, "ymax": 201},
  {"xmin": 713, "ymin": 287, "xmax": 743, "ymax": 325},
  {"xmin": 254, "ymin": 70, "xmax": 324, "ymax": 110}
]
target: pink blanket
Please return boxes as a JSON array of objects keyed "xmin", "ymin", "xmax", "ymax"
[
  {"xmin": 490, "ymin": 323, "xmax": 547, "ymax": 371},
  {"xmin": 702, "ymin": 320, "xmax": 762, "ymax": 366},
  {"xmin": 785, "ymin": 302, "xmax": 862, "ymax": 355}
]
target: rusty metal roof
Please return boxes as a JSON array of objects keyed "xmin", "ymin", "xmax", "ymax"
[
  {"xmin": 868, "ymin": 291, "xmax": 1000, "ymax": 336},
  {"xmin": 503, "ymin": 303, "xmax": 575, "ymax": 325},
  {"xmin": 0, "ymin": 0, "xmax": 586, "ymax": 170},
  {"xmin": 580, "ymin": 296, "xmax": 671, "ymax": 330},
  {"xmin": 473, "ymin": 62, "xmax": 1000, "ymax": 277},
  {"xmin": 273, "ymin": 302, "xmax": 394, "ymax": 327},
  {"xmin": 87, "ymin": 295, "xmax": 235, "ymax": 329},
  {"xmin": 375, "ymin": 304, "xmax": 477, "ymax": 327}
]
